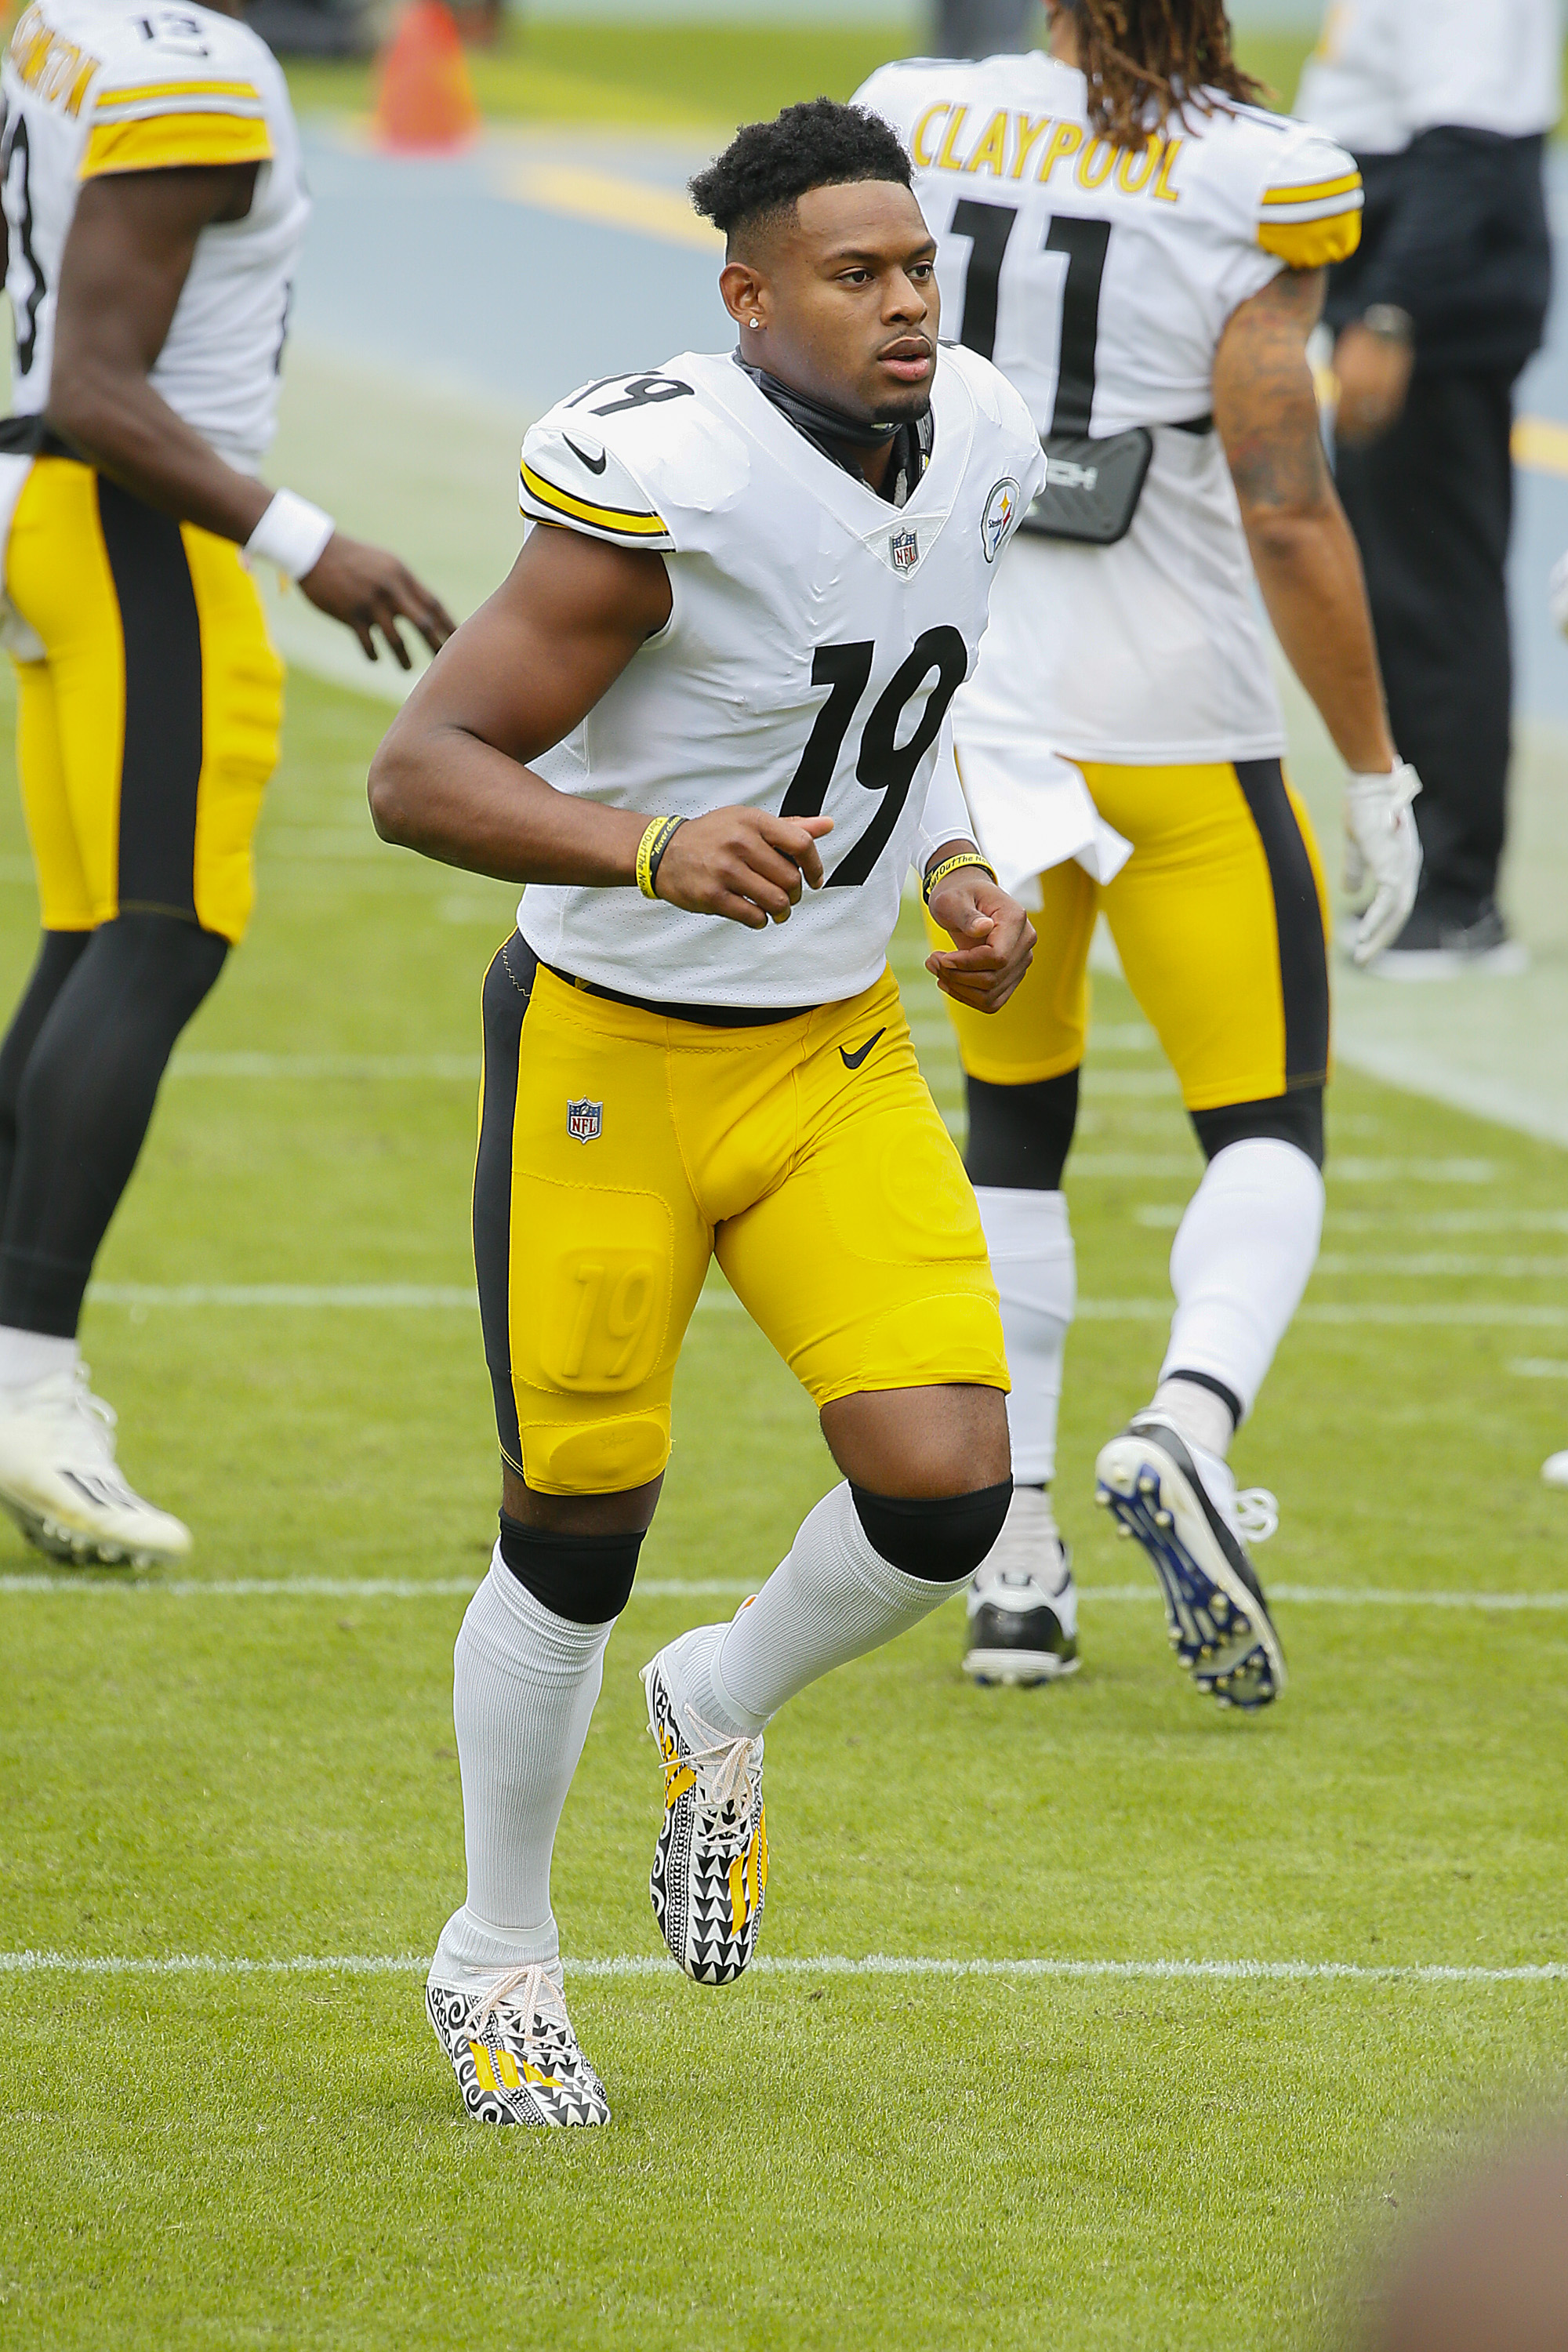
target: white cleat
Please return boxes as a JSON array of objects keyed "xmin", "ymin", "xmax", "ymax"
[
  {"xmin": 1541, "ymin": 1450, "xmax": 1568, "ymax": 1487},
  {"xmin": 0, "ymin": 1364, "xmax": 191, "ymax": 1566},
  {"xmin": 963, "ymin": 1486, "xmax": 1080, "ymax": 1686},
  {"xmin": 641, "ymin": 1641, "xmax": 767, "ymax": 1986},
  {"xmin": 426, "ymin": 1962, "xmax": 609, "ymax": 2128},
  {"xmin": 1094, "ymin": 1411, "xmax": 1285, "ymax": 1711}
]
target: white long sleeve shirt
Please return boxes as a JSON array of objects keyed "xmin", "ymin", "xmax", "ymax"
[{"xmin": 1298, "ymin": 0, "xmax": 1561, "ymax": 154}]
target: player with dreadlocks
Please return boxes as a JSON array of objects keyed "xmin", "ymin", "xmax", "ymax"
[
  {"xmin": 859, "ymin": 6, "xmax": 1421, "ymax": 1707},
  {"xmin": 1055, "ymin": 0, "xmax": 1262, "ymax": 143}
]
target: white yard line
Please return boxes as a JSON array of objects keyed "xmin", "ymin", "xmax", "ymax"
[
  {"xmin": 169, "ymin": 1054, "xmax": 480, "ymax": 1080},
  {"xmin": 1071, "ymin": 1156, "xmax": 1497, "ymax": 1182},
  {"xmin": 1, "ymin": 1949, "xmax": 1561, "ymax": 1985},
  {"xmin": 89, "ymin": 1285, "xmax": 479, "ymax": 1309},
  {"xmin": 3, "ymin": 1576, "xmax": 1563, "ymax": 1608},
  {"xmin": 82, "ymin": 1284, "xmax": 1568, "ymax": 1327}
]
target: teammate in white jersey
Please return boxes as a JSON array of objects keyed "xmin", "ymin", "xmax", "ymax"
[
  {"xmin": 369, "ymin": 103, "xmax": 1044, "ymax": 2125},
  {"xmin": 0, "ymin": 0, "xmax": 452, "ymax": 1566},
  {"xmin": 860, "ymin": 0, "xmax": 1421, "ymax": 1708}
]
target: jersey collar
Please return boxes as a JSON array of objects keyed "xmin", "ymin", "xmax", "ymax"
[{"xmin": 702, "ymin": 348, "xmax": 976, "ymax": 575}]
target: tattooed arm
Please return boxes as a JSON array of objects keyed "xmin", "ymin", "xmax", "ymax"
[{"xmin": 1213, "ymin": 267, "xmax": 1396, "ymax": 775}]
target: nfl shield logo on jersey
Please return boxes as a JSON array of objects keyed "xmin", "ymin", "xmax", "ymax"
[
  {"xmin": 981, "ymin": 477, "xmax": 1021, "ymax": 563},
  {"xmin": 889, "ymin": 526, "xmax": 920, "ymax": 575},
  {"xmin": 566, "ymin": 1098, "xmax": 603, "ymax": 1144}
]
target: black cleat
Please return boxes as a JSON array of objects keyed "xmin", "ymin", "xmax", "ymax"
[{"xmin": 963, "ymin": 1486, "xmax": 1080, "ymax": 1686}]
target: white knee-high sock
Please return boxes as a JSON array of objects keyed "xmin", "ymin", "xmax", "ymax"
[
  {"xmin": 430, "ymin": 1547, "xmax": 615, "ymax": 1989},
  {"xmin": 1158, "ymin": 1138, "xmax": 1324, "ymax": 1425},
  {"xmin": 975, "ymin": 1185, "xmax": 1075, "ymax": 1484},
  {"xmin": 676, "ymin": 1483, "xmax": 971, "ymax": 1739}
]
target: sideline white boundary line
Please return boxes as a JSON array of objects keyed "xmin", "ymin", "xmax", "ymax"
[
  {"xmin": 2, "ymin": 1950, "xmax": 1562, "ymax": 1985},
  {"xmin": 3, "ymin": 1575, "xmax": 1563, "ymax": 1608}
]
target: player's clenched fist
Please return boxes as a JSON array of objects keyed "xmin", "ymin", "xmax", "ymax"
[
  {"xmin": 926, "ymin": 869, "xmax": 1035, "ymax": 1013},
  {"xmin": 653, "ymin": 809, "xmax": 834, "ymax": 930}
]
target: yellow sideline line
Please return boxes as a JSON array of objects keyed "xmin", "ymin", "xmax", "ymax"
[
  {"xmin": 503, "ymin": 160, "xmax": 721, "ymax": 251},
  {"xmin": 1514, "ymin": 414, "xmax": 1568, "ymax": 478}
]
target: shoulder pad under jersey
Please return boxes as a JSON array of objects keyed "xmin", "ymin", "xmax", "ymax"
[
  {"xmin": 937, "ymin": 342, "xmax": 1047, "ymax": 495},
  {"xmin": 520, "ymin": 360, "xmax": 752, "ymax": 554},
  {"xmin": 1250, "ymin": 112, "xmax": 1363, "ymax": 270},
  {"xmin": 81, "ymin": 5, "xmax": 278, "ymax": 178}
]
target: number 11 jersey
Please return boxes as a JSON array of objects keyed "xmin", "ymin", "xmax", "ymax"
[
  {"xmin": 857, "ymin": 53, "xmax": 1361, "ymax": 768},
  {"xmin": 515, "ymin": 344, "xmax": 1042, "ymax": 1010}
]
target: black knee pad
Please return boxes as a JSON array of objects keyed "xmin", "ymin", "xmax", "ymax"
[
  {"xmin": 1190, "ymin": 1087, "xmax": 1324, "ymax": 1171},
  {"xmin": 498, "ymin": 1512, "xmax": 644, "ymax": 1622},
  {"xmin": 964, "ymin": 1068, "xmax": 1080, "ymax": 1192},
  {"xmin": 850, "ymin": 1479, "xmax": 1012, "ymax": 1583}
]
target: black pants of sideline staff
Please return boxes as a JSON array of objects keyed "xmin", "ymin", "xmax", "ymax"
[{"xmin": 1334, "ymin": 366, "xmax": 1518, "ymax": 917}]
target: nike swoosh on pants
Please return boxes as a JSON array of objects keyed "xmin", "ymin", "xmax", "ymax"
[{"xmin": 840, "ymin": 1029, "xmax": 885, "ymax": 1071}]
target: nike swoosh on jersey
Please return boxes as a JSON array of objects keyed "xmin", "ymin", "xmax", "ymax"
[
  {"xmin": 563, "ymin": 436, "xmax": 608, "ymax": 475},
  {"xmin": 840, "ymin": 1029, "xmax": 885, "ymax": 1071}
]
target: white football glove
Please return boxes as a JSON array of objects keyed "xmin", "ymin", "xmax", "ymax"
[
  {"xmin": 1549, "ymin": 549, "xmax": 1568, "ymax": 636},
  {"xmin": 1344, "ymin": 760, "xmax": 1422, "ymax": 967}
]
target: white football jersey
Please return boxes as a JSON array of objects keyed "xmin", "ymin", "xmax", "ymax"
[
  {"xmin": 515, "ymin": 345, "xmax": 1043, "ymax": 1010},
  {"xmin": 2, "ymin": 0, "xmax": 308, "ymax": 469},
  {"xmin": 858, "ymin": 52, "xmax": 1362, "ymax": 786}
]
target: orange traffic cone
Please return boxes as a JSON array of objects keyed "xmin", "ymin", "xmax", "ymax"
[{"xmin": 373, "ymin": 0, "xmax": 480, "ymax": 154}]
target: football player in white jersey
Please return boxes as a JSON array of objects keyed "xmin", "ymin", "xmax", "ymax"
[
  {"xmin": 0, "ymin": 0, "xmax": 452, "ymax": 1566},
  {"xmin": 369, "ymin": 102, "xmax": 1045, "ymax": 2125},
  {"xmin": 859, "ymin": 0, "xmax": 1421, "ymax": 1708}
]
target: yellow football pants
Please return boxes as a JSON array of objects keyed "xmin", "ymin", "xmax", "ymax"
[
  {"xmin": 935, "ymin": 757, "xmax": 1331, "ymax": 1111},
  {"xmin": 473, "ymin": 942, "xmax": 1008, "ymax": 1497},
  {"xmin": 6, "ymin": 456, "xmax": 284, "ymax": 944}
]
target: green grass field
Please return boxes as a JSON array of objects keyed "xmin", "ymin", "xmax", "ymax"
[
  {"xmin": 281, "ymin": 16, "xmax": 1324, "ymax": 130},
  {"xmin": 2, "ymin": 660, "xmax": 1566, "ymax": 2349}
]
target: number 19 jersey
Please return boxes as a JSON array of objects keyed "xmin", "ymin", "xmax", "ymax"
[
  {"xmin": 857, "ymin": 53, "xmax": 1361, "ymax": 768},
  {"xmin": 515, "ymin": 344, "xmax": 1043, "ymax": 1010}
]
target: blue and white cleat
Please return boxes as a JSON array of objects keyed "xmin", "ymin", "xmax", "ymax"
[{"xmin": 1094, "ymin": 1411, "xmax": 1286, "ymax": 1711}]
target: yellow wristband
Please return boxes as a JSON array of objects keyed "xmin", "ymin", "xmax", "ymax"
[
  {"xmin": 636, "ymin": 815, "xmax": 685, "ymax": 901},
  {"xmin": 922, "ymin": 851, "xmax": 997, "ymax": 906}
]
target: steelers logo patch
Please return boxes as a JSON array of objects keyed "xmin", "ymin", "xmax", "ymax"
[{"xmin": 981, "ymin": 477, "xmax": 1021, "ymax": 564}]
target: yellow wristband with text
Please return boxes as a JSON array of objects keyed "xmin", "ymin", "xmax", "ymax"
[
  {"xmin": 922, "ymin": 851, "xmax": 997, "ymax": 906},
  {"xmin": 635, "ymin": 815, "xmax": 686, "ymax": 901}
]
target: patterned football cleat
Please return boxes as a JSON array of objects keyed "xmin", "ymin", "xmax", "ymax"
[
  {"xmin": 1094, "ymin": 1411, "xmax": 1286, "ymax": 1711},
  {"xmin": 964, "ymin": 1484, "xmax": 1080, "ymax": 1686},
  {"xmin": 0, "ymin": 1364, "xmax": 191, "ymax": 1567},
  {"xmin": 641, "ymin": 1646, "xmax": 767, "ymax": 1986},
  {"xmin": 426, "ymin": 1963, "xmax": 609, "ymax": 2128}
]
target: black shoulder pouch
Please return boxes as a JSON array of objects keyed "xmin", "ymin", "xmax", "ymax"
[{"xmin": 1017, "ymin": 426, "xmax": 1154, "ymax": 547}]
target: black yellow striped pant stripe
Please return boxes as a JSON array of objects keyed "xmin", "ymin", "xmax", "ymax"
[{"xmin": 935, "ymin": 757, "xmax": 1330, "ymax": 1112}]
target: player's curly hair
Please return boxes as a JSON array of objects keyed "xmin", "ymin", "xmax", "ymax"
[
  {"xmin": 690, "ymin": 99, "xmax": 913, "ymax": 245},
  {"xmin": 1061, "ymin": 0, "xmax": 1264, "ymax": 150}
]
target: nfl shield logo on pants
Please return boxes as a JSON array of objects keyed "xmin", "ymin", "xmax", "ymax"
[
  {"xmin": 890, "ymin": 527, "xmax": 920, "ymax": 575},
  {"xmin": 567, "ymin": 1098, "xmax": 603, "ymax": 1144}
]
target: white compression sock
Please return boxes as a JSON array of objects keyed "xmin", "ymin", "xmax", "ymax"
[
  {"xmin": 430, "ymin": 1548, "xmax": 615, "ymax": 1990},
  {"xmin": 0, "ymin": 1326, "xmax": 77, "ymax": 1391},
  {"xmin": 1159, "ymin": 1138, "xmax": 1325, "ymax": 1424},
  {"xmin": 974, "ymin": 1186, "xmax": 1074, "ymax": 1485},
  {"xmin": 684, "ymin": 1483, "xmax": 971, "ymax": 1738}
]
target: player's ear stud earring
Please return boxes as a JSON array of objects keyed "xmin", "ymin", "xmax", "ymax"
[{"xmin": 750, "ymin": 317, "xmax": 761, "ymax": 328}]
